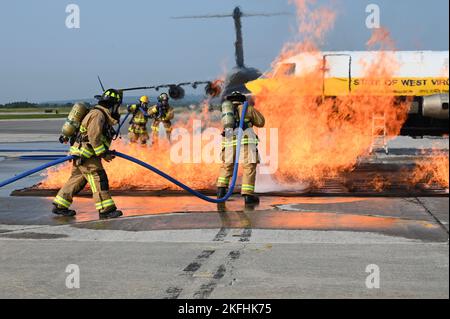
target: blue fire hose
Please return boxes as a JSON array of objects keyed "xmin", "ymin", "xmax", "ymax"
[
  {"xmin": 0, "ymin": 149, "xmax": 66, "ymax": 153},
  {"xmin": 0, "ymin": 102, "xmax": 249, "ymax": 204},
  {"xmin": 114, "ymin": 112, "xmax": 132, "ymax": 139},
  {"xmin": 0, "ymin": 155, "xmax": 76, "ymax": 188},
  {"xmin": 19, "ymin": 155, "xmax": 66, "ymax": 161}
]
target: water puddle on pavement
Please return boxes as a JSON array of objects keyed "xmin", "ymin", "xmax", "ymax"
[
  {"xmin": 50, "ymin": 196, "xmax": 369, "ymax": 222},
  {"xmin": 38, "ymin": 195, "xmax": 443, "ymax": 241}
]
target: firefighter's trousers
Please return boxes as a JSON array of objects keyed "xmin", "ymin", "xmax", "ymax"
[
  {"xmin": 216, "ymin": 141, "xmax": 259, "ymax": 195},
  {"xmin": 53, "ymin": 157, "xmax": 116, "ymax": 213},
  {"xmin": 151, "ymin": 120, "xmax": 172, "ymax": 140},
  {"xmin": 128, "ymin": 123, "xmax": 149, "ymax": 144}
]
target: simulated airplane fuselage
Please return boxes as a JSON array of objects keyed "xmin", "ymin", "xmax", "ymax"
[{"xmin": 247, "ymin": 50, "xmax": 449, "ymax": 136}]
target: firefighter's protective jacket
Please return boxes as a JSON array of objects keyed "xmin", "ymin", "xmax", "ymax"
[
  {"xmin": 128, "ymin": 104, "xmax": 149, "ymax": 134},
  {"xmin": 222, "ymin": 103, "xmax": 265, "ymax": 149},
  {"xmin": 128, "ymin": 104, "xmax": 148, "ymax": 126},
  {"xmin": 217, "ymin": 103, "xmax": 265, "ymax": 195},
  {"xmin": 237, "ymin": 103, "xmax": 265, "ymax": 129},
  {"xmin": 148, "ymin": 104, "xmax": 174, "ymax": 122},
  {"xmin": 69, "ymin": 105, "xmax": 118, "ymax": 158}
]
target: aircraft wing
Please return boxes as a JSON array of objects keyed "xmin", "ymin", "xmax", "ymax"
[{"xmin": 98, "ymin": 76, "xmax": 223, "ymax": 101}]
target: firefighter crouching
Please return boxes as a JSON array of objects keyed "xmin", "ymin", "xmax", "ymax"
[
  {"xmin": 149, "ymin": 93, "xmax": 174, "ymax": 142},
  {"xmin": 128, "ymin": 95, "xmax": 150, "ymax": 144},
  {"xmin": 52, "ymin": 89, "xmax": 123, "ymax": 219},
  {"xmin": 217, "ymin": 91, "xmax": 265, "ymax": 205}
]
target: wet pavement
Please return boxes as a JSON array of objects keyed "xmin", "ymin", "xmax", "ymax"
[
  {"xmin": 0, "ymin": 195, "xmax": 447, "ymax": 242},
  {"xmin": 0, "ymin": 125, "xmax": 448, "ymax": 298},
  {"xmin": 0, "ymin": 159, "xmax": 448, "ymax": 298}
]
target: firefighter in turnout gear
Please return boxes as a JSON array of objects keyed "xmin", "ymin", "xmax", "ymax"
[
  {"xmin": 52, "ymin": 89, "xmax": 123, "ymax": 219},
  {"xmin": 128, "ymin": 95, "xmax": 151, "ymax": 144},
  {"xmin": 149, "ymin": 93, "xmax": 174, "ymax": 142},
  {"xmin": 217, "ymin": 91, "xmax": 265, "ymax": 205}
]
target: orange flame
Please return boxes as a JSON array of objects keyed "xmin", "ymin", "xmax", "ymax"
[
  {"xmin": 412, "ymin": 150, "xmax": 449, "ymax": 189},
  {"xmin": 370, "ymin": 175, "xmax": 391, "ymax": 192},
  {"xmin": 40, "ymin": 1, "xmax": 441, "ymax": 192},
  {"xmin": 40, "ymin": 108, "xmax": 222, "ymax": 190},
  {"xmin": 206, "ymin": 79, "xmax": 224, "ymax": 98},
  {"xmin": 246, "ymin": 3, "xmax": 409, "ymax": 185}
]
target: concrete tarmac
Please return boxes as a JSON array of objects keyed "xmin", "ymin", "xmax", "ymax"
[{"xmin": 0, "ymin": 119, "xmax": 448, "ymax": 299}]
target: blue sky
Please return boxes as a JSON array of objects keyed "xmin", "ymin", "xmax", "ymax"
[{"xmin": 0, "ymin": 0, "xmax": 448, "ymax": 103}]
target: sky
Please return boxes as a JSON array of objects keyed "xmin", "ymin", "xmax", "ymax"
[{"xmin": 0, "ymin": 0, "xmax": 448, "ymax": 103}]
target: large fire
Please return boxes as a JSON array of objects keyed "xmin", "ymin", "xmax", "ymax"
[
  {"xmin": 40, "ymin": 0, "xmax": 444, "ymax": 192},
  {"xmin": 412, "ymin": 150, "xmax": 449, "ymax": 189},
  {"xmin": 246, "ymin": 1, "xmax": 409, "ymax": 185},
  {"xmin": 40, "ymin": 106, "xmax": 222, "ymax": 190}
]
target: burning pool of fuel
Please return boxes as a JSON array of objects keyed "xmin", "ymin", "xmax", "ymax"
[{"xmin": 38, "ymin": 0, "xmax": 448, "ymax": 193}]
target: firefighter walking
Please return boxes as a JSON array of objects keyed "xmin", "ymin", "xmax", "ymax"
[
  {"xmin": 149, "ymin": 93, "xmax": 174, "ymax": 142},
  {"xmin": 52, "ymin": 89, "xmax": 123, "ymax": 219},
  {"xmin": 128, "ymin": 95, "xmax": 151, "ymax": 144},
  {"xmin": 217, "ymin": 91, "xmax": 265, "ymax": 205}
]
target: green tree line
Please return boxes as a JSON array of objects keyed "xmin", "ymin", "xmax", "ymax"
[{"xmin": 0, "ymin": 102, "xmax": 72, "ymax": 108}]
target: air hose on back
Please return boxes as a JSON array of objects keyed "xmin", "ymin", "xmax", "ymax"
[
  {"xmin": 0, "ymin": 102, "xmax": 249, "ymax": 203},
  {"xmin": 113, "ymin": 111, "xmax": 132, "ymax": 139}
]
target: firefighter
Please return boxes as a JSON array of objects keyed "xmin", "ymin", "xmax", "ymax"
[
  {"xmin": 52, "ymin": 89, "xmax": 123, "ymax": 219},
  {"xmin": 149, "ymin": 93, "xmax": 174, "ymax": 142},
  {"xmin": 128, "ymin": 95, "xmax": 150, "ymax": 144},
  {"xmin": 217, "ymin": 91, "xmax": 265, "ymax": 205}
]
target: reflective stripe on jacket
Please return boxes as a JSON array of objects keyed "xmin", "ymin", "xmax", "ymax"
[
  {"xmin": 222, "ymin": 136, "xmax": 259, "ymax": 147},
  {"xmin": 149, "ymin": 104, "xmax": 174, "ymax": 121},
  {"xmin": 128, "ymin": 125, "xmax": 148, "ymax": 134},
  {"xmin": 221, "ymin": 104, "xmax": 265, "ymax": 149},
  {"xmin": 70, "ymin": 105, "xmax": 116, "ymax": 158},
  {"xmin": 128, "ymin": 104, "xmax": 149, "ymax": 125}
]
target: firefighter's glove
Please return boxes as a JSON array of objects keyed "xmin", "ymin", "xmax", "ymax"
[
  {"xmin": 59, "ymin": 135, "xmax": 69, "ymax": 144},
  {"xmin": 102, "ymin": 150, "xmax": 116, "ymax": 162}
]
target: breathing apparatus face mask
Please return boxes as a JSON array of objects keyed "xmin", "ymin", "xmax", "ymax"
[{"xmin": 111, "ymin": 103, "xmax": 121, "ymax": 122}]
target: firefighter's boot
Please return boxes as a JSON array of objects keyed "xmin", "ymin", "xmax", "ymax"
[
  {"xmin": 99, "ymin": 207, "xmax": 123, "ymax": 219},
  {"xmin": 217, "ymin": 187, "xmax": 227, "ymax": 199},
  {"xmin": 52, "ymin": 204, "xmax": 76, "ymax": 217},
  {"xmin": 244, "ymin": 194, "xmax": 260, "ymax": 205}
]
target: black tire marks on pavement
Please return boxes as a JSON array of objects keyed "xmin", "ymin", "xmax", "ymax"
[
  {"xmin": 163, "ymin": 210, "xmax": 253, "ymax": 299},
  {"xmin": 163, "ymin": 249, "xmax": 216, "ymax": 299}
]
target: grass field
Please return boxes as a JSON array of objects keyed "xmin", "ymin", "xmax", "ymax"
[
  {"xmin": 0, "ymin": 106, "xmax": 72, "ymax": 120},
  {"xmin": 0, "ymin": 107, "xmax": 72, "ymax": 113},
  {"xmin": 0, "ymin": 104, "xmax": 208, "ymax": 120},
  {"xmin": 0, "ymin": 113, "xmax": 68, "ymax": 120}
]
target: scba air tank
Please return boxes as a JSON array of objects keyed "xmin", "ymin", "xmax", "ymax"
[
  {"xmin": 221, "ymin": 101, "xmax": 236, "ymax": 129},
  {"xmin": 61, "ymin": 102, "xmax": 89, "ymax": 138}
]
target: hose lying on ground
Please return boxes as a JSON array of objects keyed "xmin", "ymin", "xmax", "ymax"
[
  {"xmin": 0, "ymin": 155, "xmax": 75, "ymax": 188},
  {"xmin": 0, "ymin": 102, "xmax": 249, "ymax": 203},
  {"xmin": 19, "ymin": 155, "xmax": 66, "ymax": 161},
  {"xmin": 0, "ymin": 149, "xmax": 66, "ymax": 153}
]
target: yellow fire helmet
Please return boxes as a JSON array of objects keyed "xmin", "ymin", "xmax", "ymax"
[{"xmin": 140, "ymin": 95, "xmax": 149, "ymax": 104}]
